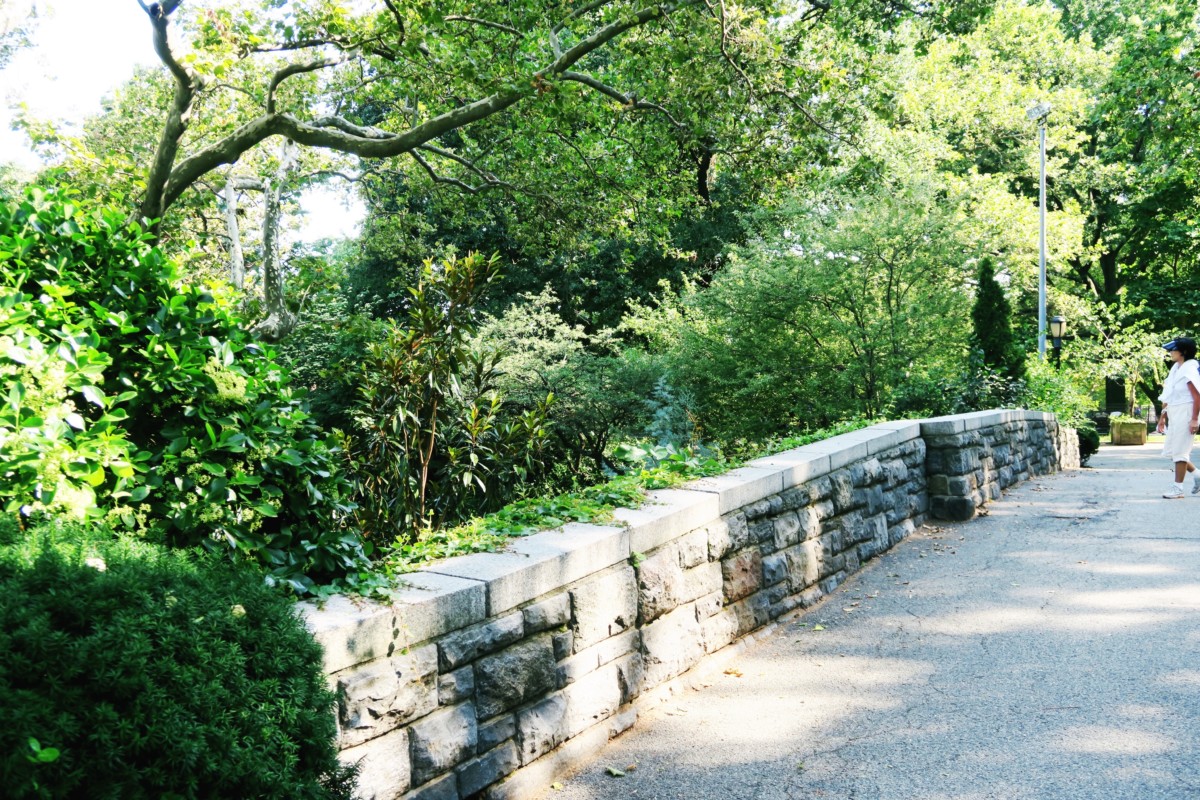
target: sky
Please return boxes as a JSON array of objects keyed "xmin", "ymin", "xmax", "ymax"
[{"xmin": 0, "ymin": 0, "xmax": 363, "ymax": 241}]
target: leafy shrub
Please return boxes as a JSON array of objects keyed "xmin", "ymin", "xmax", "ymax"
[
  {"xmin": 475, "ymin": 287, "xmax": 660, "ymax": 484},
  {"xmin": 348, "ymin": 253, "xmax": 551, "ymax": 544},
  {"xmin": 0, "ymin": 187, "xmax": 366, "ymax": 592},
  {"xmin": 0, "ymin": 521, "xmax": 356, "ymax": 800}
]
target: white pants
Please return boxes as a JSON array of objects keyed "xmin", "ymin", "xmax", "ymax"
[{"xmin": 1162, "ymin": 401, "xmax": 1196, "ymax": 463}]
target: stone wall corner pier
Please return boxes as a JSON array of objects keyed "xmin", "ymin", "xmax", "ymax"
[{"xmin": 299, "ymin": 409, "xmax": 1079, "ymax": 800}]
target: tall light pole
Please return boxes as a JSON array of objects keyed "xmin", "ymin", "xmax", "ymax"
[{"xmin": 1027, "ymin": 101, "xmax": 1051, "ymax": 359}]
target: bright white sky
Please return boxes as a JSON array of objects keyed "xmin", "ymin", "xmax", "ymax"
[{"xmin": 0, "ymin": 0, "xmax": 363, "ymax": 241}]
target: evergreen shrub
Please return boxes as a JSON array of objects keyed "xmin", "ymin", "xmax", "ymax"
[{"xmin": 0, "ymin": 521, "xmax": 355, "ymax": 800}]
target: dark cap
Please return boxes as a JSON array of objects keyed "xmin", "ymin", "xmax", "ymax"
[{"xmin": 1164, "ymin": 336, "xmax": 1197, "ymax": 352}]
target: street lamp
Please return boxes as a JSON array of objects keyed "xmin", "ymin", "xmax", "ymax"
[
  {"xmin": 1049, "ymin": 314, "xmax": 1066, "ymax": 369},
  {"xmin": 1027, "ymin": 100, "xmax": 1051, "ymax": 360}
]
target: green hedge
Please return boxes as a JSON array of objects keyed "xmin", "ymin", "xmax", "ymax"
[{"xmin": 0, "ymin": 521, "xmax": 355, "ymax": 800}]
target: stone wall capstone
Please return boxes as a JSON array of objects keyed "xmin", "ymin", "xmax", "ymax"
[{"xmin": 298, "ymin": 409, "xmax": 1079, "ymax": 800}]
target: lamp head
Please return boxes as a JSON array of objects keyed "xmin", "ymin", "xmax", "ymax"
[
  {"xmin": 1026, "ymin": 101, "xmax": 1052, "ymax": 121},
  {"xmin": 1049, "ymin": 315, "xmax": 1066, "ymax": 339}
]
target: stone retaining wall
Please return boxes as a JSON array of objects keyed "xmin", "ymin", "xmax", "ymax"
[{"xmin": 300, "ymin": 410, "xmax": 1078, "ymax": 800}]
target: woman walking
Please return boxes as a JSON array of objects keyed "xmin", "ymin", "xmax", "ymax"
[{"xmin": 1155, "ymin": 336, "xmax": 1200, "ymax": 498}]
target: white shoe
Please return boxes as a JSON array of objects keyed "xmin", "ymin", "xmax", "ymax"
[{"xmin": 1164, "ymin": 486, "xmax": 1186, "ymax": 499}]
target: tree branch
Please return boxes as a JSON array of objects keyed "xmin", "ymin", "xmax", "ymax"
[
  {"xmin": 268, "ymin": 54, "xmax": 349, "ymax": 114},
  {"xmin": 150, "ymin": 0, "xmax": 699, "ymax": 220},
  {"xmin": 445, "ymin": 15, "xmax": 522, "ymax": 36},
  {"xmin": 139, "ymin": 0, "xmax": 200, "ymax": 225},
  {"xmin": 560, "ymin": 71, "xmax": 687, "ymax": 129}
]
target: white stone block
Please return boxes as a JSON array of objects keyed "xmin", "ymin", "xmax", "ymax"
[
  {"xmin": 612, "ymin": 489, "xmax": 720, "ymax": 555},
  {"xmin": 423, "ymin": 523, "xmax": 625, "ymax": 617},
  {"xmin": 747, "ymin": 449, "xmax": 831, "ymax": 488},
  {"xmin": 338, "ymin": 727, "xmax": 411, "ymax": 800},
  {"xmin": 684, "ymin": 465, "xmax": 786, "ymax": 514}
]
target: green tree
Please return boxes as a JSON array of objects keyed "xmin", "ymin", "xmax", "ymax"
[{"xmin": 972, "ymin": 257, "xmax": 1024, "ymax": 379}]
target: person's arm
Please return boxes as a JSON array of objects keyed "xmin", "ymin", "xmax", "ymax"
[
  {"xmin": 1158, "ymin": 402, "xmax": 1169, "ymax": 433},
  {"xmin": 1188, "ymin": 381, "xmax": 1200, "ymax": 432}
]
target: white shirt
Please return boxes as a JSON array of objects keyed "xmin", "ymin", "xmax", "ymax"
[{"xmin": 1159, "ymin": 359, "xmax": 1200, "ymax": 405}]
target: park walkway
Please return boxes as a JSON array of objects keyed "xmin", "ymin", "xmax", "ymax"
[{"xmin": 539, "ymin": 444, "xmax": 1200, "ymax": 800}]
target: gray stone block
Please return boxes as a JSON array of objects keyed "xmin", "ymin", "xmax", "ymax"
[
  {"xmin": 830, "ymin": 471, "xmax": 855, "ymax": 513},
  {"xmin": 677, "ymin": 528, "xmax": 709, "ymax": 569},
  {"xmin": 337, "ymin": 645, "xmax": 438, "ymax": 748},
  {"xmin": 523, "ymin": 594, "xmax": 570, "ymax": 634},
  {"xmin": 557, "ymin": 629, "xmax": 639, "ymax": 686},
  {"xmin": 686, "ymin": 465, "xmax": 786, "ymax": 514},
  {"xmin": 637, "ymin": 547, "xmax": 686, "ymax": 625},
  {"xmin": 474, "ymin": 636, "xmax": 558, "ymax": 720},
  {"xmin": 729, "ymin": 593, "xmax": 770, "ymax": 636},
  {"xmin": 563, "ymin": 662, "xmax": 623, "ymax": 738},
  {"xmin": 772, "ymin": 511, "xmax": 802, "ymax": 550},
  {"xmin": 456, "ymin": 741, "xmax": 519, "ymax": 798},
  {"xmin": 570, "ymin": 565, "xmax": 637, "ymax": 649},
  {"xmin": 552, "ymin": 630, "xmax": 574, "ymax": 661},
  {"xmin": 721, "ymin": 549, "xmax": 763, "ymax": 602},
  {"xmin": 792, "ymin": 438, "xmax": 862, "ymax": 471},
  {"xmin": 302, "ymin": 570, "xmax": 487, "ymax": 674},
  {"xmin": 401, "ymin": 774, "xmax": 457, "ymax": 800},
  {"xmin": 707, "ymin": 513, "xmax": 750, "ymax": 560},
  {"xmin": 931, "ymin": 495, "xmax": 976, "ymax": 521},
  {"xmin": 298, "ymin": 595, "xmax": 396, "ymax": 676},
  {"xmin": 477, "ymin": 714, "xmax": 516, "ymax": 754},
  {"xmin": 437, "ymin": 611, "xmax": 523, "ymax": 672},
  {"xmin": 784, "ymin": 539, "xmax": 822, "ymax": 589},
  {"xmin": 612, "ymin": 488, "xmax": 720, "ymax": 555},
  {"xmin": 516, "ymin": 693, "xmax": 567, "ymax": 765},
  {"xmin": 339, "ymin": 727, "xmax": 411, "ymax": 800},
  {"xmin": 702, "ymin": 607, "xmax": 739, "ymax": 654},
  {"xmin": 409, "ymin": 704, "xmax": 477, "ymax": 787},
  {"xmin": 762, "ymin": 552, "xmax": 789, "ymax": 587},
  {"xmin": 438, "ymin": 665, "xmax": 475, "ymax": 706},
  {"xmin": 641, "ymin": 603, "xmax": 706, "ymax": 689}
]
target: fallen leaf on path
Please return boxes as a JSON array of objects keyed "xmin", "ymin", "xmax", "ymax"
[
  {"xmin": 606, "ymin": 767, "xmax": 626, "ymax": 778},
  {"xmin": 813, "ymin": 624, "xmax": 826, "ymax": 631},
  {"xmin": 724, "ymin": 668, "xmax": 743, "ymax": 677},
  {"xmin": 551, "ymin": 782, "xmax": 563, "ymax": 791}
]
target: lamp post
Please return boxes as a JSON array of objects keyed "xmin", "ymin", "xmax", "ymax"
[
  {"xmin": 1027, "ymin": 101, "xmax": 1052, "ymax": 360},
  {"xmin": 1049, "ymin": 314, "xmax": 1066, "ymax": 369}
]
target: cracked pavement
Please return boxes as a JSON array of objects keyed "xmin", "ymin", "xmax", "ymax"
[{"xmin": 536, "ymin": 444, "xmax": 1200, "ymax": 800}]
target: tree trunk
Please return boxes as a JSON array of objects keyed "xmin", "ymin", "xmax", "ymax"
[
  {"xmin": 251, "ymin": 140, "xmax": 299, "ymax": 341},
  {"xmin": 222, "ymin": 176, "xmax": 246, "ymax": 291}
]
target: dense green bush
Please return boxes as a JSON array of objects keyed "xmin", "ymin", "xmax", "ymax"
[
  {"xmin": 475, "ymin": 287, "xmax": 661, "ymax": 485},
  {"xmin": 0, "ymin": 521, "xmax": 355, "ymax": 800},
  {"xmin": 0, "ymin": 188, "xmax": 366, "ymax": 592}
]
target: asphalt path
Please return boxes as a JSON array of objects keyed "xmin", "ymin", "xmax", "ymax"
[{"xmin": 538, "ymin": 443, "xmax": 1200, "ymax": 800}]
